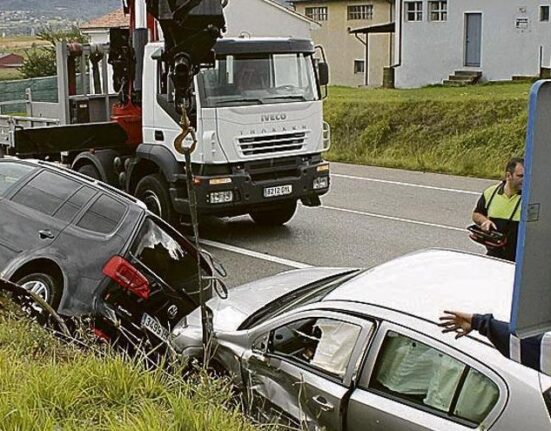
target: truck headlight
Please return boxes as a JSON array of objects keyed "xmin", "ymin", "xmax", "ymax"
[
  {"xmin": 208, "ymin": 190, "xmax": 233, "ymax": 204},
  {"xmin": 313, "ymin": 176, "xmax": 329, "ymax": 190}
]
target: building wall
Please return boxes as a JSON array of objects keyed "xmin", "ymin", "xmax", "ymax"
[
  {"xmin": 224, "ymin": 0, "xmax": 315, "ymax": 38},
  {"xmin": 395, "ymin": 0, "xmax": 551, "ymax": 88},
  {"xmin": 294, "ymin": 0, "xmax": 393, "ymax": 87}
]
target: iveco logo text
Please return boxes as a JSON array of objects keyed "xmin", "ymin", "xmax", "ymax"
[{"xmin": 261, "ymin": 113, "xmax": 287, "ymax": 122}]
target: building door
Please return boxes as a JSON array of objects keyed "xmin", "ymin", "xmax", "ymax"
[{"xmin": 465, "ymin": 13, "xmax": 482, "ymax": 67}]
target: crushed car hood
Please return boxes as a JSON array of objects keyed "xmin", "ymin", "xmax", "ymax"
[{"xmin": 186, "ymin": 267, "xmax": 352, "ymax": 332}]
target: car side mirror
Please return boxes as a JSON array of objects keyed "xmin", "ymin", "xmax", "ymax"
[
  {"xmin": 203, "ymin": 275, "xmax": 229, "ymax": 300},
  {"xmin": 318, "ymin": 62, "xmax": 329, "ymax": 87}
]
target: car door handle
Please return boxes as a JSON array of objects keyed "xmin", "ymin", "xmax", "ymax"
[
  {"xmin": 312, "ymin": 395, "xmax": 334, "ymax": 412},
  {"xmin": 38, "ymin": 229, "xmax": 55, "ymax": 239}
]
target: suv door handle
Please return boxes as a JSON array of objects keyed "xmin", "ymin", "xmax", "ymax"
[
  {"xmin": 38, "ymin": 229, "xmax": 55, "ymax": 239},
  {"xmin": 312, "ymin": 395, "xmax": 334, "ymax": 412}
]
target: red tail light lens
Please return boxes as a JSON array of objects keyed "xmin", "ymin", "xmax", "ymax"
[{"xmin": 102, "ymin": 256, "xmax": 150, "ymax": 300}]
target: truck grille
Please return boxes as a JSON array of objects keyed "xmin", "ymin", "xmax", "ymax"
[{"xmin": 237, "ymin": 131, "xmax": 306, "ymax": 157}]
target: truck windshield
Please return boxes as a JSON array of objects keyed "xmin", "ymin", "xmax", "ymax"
[{"xmin": 199, "ymin": 52, "xmax": 320, "ymax": 108}]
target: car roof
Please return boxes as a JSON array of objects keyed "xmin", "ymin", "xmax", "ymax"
[
  {"xmin": 324, "ymin": 249, "xmax": 515, "ymax": 325},
  {"xmin": 0, "ymin": 158, "xmax": 146, "ymax": 210}
]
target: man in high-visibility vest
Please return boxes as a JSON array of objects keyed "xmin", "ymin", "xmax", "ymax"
[{"xmin": 472, "ymin": 157, "xmax": 524, "ymax": 262}]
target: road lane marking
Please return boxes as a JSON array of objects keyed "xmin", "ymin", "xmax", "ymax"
[
  {"xmin": 333, "ymin": 173, "xmax": 480, "ymax": 195},
  {"xmin": 199, "ymin": 239, "xmax": 312, "ymax": 269},
  {"xmin": 321, "ymin": 205, "xmax": 466, "ymax": 232}
]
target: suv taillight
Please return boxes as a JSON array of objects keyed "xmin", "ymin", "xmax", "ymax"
[
  {"xmin": 103, "ymin": 256, "xmax": 150, "ymax": 300},
  {"xmin": 543, "ymin": 387, "xmax": 551, "ymax": 419}
]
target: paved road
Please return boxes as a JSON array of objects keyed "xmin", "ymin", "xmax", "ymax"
[{"xmin": 199, "ymin": 162, "xmax": 496, "ymax": 288}]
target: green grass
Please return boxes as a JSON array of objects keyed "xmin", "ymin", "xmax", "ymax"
[
  {"xmin": 0, "ymin": 68, "xmax": 22, "ymax": 81},
  {"xmin": 324, "ymin": 82, "xmax": 530, "ymax": 178},
  {"xmin": 0, "ymin": 302, "xmax": 258, "ymax": 431}
]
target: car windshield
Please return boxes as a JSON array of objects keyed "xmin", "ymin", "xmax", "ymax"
[
  {"xmin": 238, "ymin": 270, "xmax": 362, "ymax": 330},
  {"xmin": 131, "ymin": 218, "xmax": 200, "ymax": 292},
  {"xmin": 199, "ymin": 52, "xmax": 319, "ymax": 108}
]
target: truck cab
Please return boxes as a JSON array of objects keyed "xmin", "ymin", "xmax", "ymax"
[{"xmin": 134, "ymin": 37, "xmax": 331, "ymax": 225}]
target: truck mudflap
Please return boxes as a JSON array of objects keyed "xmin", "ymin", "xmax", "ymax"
[{"xmin": 170, "ymin": 159, "xmax": 330, "ymax": 217}]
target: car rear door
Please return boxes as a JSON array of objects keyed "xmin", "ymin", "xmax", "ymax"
[
  {"xmin": 346, "ymin": 322, "xmax": 507, "ymax": 431},
  {"xmin": 242, "ymin": 310, "xmax": 374, "ymax": 430},
  {"xmin": 0, "ymin": 167, "xmax": 83, "ymax": 267}
]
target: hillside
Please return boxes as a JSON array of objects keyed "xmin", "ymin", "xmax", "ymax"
[{"xmin": 0, "ymin": 0, "xmax": 120, "ymax": 20}]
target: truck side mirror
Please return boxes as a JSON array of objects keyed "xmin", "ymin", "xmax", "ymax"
[{"xmin": 318, "ymin": 62, "xmax": 329, "ymax": 86}]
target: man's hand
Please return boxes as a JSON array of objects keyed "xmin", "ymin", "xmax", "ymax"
[
  {"xmin": 480, "ymin": 219, "xmax": 497, "ymax": 232},
  {"xmin": 439, "ymin": 311, "xmax": 474, "ymax": 339}
]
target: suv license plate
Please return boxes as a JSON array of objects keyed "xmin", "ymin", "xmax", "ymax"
[
  {"xmin": 141, "ymin": 313, "xmax": 169, "ymax": 342},
  {"xmin": 263, "ymin": 184, "xmax": 293, "ymax": 198}
]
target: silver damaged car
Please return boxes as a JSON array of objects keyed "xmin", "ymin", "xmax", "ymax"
[{"xmin": 171, "ymin": 249, "xmax": 551, "ymax": 430}]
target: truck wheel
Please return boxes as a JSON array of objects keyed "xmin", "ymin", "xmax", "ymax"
[
  {"xmin": 16, "ymin": 272, "xmax": 62, "ymax": 310},
  {"xmin": 135, "ymin": 174, "xmax": 178, "ymax": 225},
  {"xmin": 249, "ymin": 201, "xmax": 297, "ymax": 226},
  {"xmin": 77, "ymin": 164, "xmax": 101, "ymax": 180}
]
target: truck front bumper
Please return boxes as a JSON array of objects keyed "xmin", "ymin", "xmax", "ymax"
[{"xmin": 171, "ymin": 158, "xmax": 330, "ymax": 217}]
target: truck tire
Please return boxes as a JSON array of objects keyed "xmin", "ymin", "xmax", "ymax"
[
  {"xmin": 135, "ymin": 173, "xmax": 178, "ymax": 225},
  {"xmin": 77, "ymin": 164, "xmax": 101, "ymax": 180},
  {"xmin": 249, "ymin": 201, "xmax": 297, "ymax": 226},
  {"xmin": 16, "ymin": 272, "xmax": 62, "ymax": 310}
]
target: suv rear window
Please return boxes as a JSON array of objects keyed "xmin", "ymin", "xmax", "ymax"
[
  {"xmin": 131, "ymin": 218, "xmax": 198, "ymax": 291},
  {"xmin": 76, "ymin": 194, "xmax": 126, "ymax": 234},
  {"xmin": 0, "ymin": 162, "xmax": 36, "ymax": 196},
  {"xmin": 11, "ymin": 170, "xmax": 82, "ymax": 215}
]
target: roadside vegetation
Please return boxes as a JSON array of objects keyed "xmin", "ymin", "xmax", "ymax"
[
  {"xmin": 0, "ymin": 301, "xmax": 258, "ymax": 431},
  {"xmin": 324, "ymin": 82, "xmax": 530, "ymax": 179}
]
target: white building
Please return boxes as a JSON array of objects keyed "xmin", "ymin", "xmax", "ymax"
[{"xmin": 393, "ymin": 1, "xmax": 551, "ymax": 87}]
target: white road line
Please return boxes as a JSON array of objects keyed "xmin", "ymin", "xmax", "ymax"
[
  {"xmin": 321, "ymin": 205, "xmax": 466, "ymax": 232},
  {"xmin": 200, "ymin": 239, "xmax": 312, "ymax": 269},
  {"xmin": 333, "ymin": 173, "xmax": 480, "ymax": 196}
]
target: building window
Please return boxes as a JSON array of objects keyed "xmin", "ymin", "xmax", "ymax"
[
  {"xmin": 354, "ymin": 60, "xmax": 365, "ymax": 74},
  {"xmin": 348, "ymin": 5, "xmax": 374, "ymax": 20},
  {"xmin": 405, "ymin": 1, "xmax": 423, "ymax": 21},
  {"xmin": 541, "ymin": 5, "xmax": 550, "ymax": 22},
  {"xmin": 305, "ymin": 6, "xmax": 328, "ymax": 21},
  {"xmin": 429, "ymin": 1, "xmax": 447, "ymax": 21}
]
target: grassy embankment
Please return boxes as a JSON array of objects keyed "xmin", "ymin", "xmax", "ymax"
[
  {"xmin": 324, "ymin": 83, "xmax": 531, "ymax": 179},
  {"xmin": 0, "ymin": 303, "xmax": 258, "ymax": 431}
]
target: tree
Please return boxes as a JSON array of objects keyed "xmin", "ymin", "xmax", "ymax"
[{"xmin": 20, "ymin": 26, "xmax": 89, "ymax": 79}]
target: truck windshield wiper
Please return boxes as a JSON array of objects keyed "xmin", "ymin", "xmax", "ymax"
[
  {"xmin": 215, "ymin": 98, "xmax": 264, "ymax": 106},
  {"xmin": 263, "ymin": 95, "xmax": 308, "ymax": 101}
]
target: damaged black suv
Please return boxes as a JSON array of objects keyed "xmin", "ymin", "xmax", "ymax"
[{"xmin": 0, "ymin": 158, "xmax": 214, "ymax": 341}]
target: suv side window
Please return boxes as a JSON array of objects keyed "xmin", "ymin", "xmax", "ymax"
[
  {"xmin": 11, "ymin": 170, "xmax": 81, "ymax": 215},
  {"xmin": 369, "ymin": 331, "xmax": 499, "ymax": 425},
  {"xmin": 271, "ymin": 317, "xmax": 362, "ymax": 379},
  {"xmin": 76, "ymin": 194, "xmax": 126, "ymax": 234},
  {"xmin": 0, "ymin": 162, "xmax": 36, "ymax": 196}
]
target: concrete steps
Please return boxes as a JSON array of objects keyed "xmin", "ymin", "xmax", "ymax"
[{"xmin": 443, "ymin": 70, "xmax": 482, "ymax": 86}]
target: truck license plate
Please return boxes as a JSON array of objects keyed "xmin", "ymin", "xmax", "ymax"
[
  {"xmin": 141, "ymin": 313, "xmax": 169, "ymax": 342},
  {"xmin": 263, "ymin": 184, "xmax": 293, "ymax": 198}
]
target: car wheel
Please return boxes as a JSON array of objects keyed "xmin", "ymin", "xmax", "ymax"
[
  {"xmin": 135, "ymin": 173, "xmax": 178, "ymax": 225},
  {"xmin": 249, "ymin": 200, "xmax": 297, "ymax": 226},
  {"xmin": 77, "ymin": 164, "xmax": 101, "ymax": 180},
  {"xmin": 16, "ymin": 272, "xmax": 62, "ymax": 310}
]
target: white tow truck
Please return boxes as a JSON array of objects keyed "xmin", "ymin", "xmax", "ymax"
[{"xmin": 0, "ymin": 2, "xmax": 331, "ymax": 226}]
